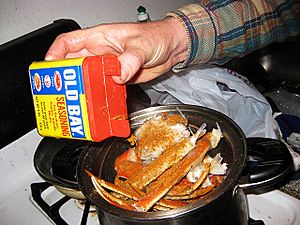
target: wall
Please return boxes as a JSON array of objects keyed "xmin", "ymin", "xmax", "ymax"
[{"xmin": 0, "ymin": 0, "xmax": 192, "ymax": 45}]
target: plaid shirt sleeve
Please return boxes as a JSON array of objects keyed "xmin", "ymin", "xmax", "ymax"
[{"xmin": 166, "ymin": 0, "xmax": 300, "ymax": 70}]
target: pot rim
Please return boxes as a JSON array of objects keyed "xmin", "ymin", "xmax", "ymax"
[
  {"xmin": 78, "ymin": 104, "xmax": 247, "ymax": 220},
  {"xmin": 54, "ymin": 185, "xmax": 86, "ymax": 200}
]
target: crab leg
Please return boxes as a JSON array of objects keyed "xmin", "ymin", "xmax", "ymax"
[
  {"xmin": 115, "ymin": 160, "xmax": 144, "ymax": 179},
  {"xmin": 114, "ymin": 148, "xmax": 141, "ymax": 168},
  {"xmin": 153, "ymin": 205, "xmax": 172, "ymax": 211},
  {"xmin": 90, "ymin": 175, "xmax": 136, "ymax": 211},
  {"xmin": 86, "ymin": 170, "xmax": 142, "ymax": 200},
  {"xmin": 99, "ymin": 177, "xmax": 142, "ymax": 200},
  {"xmin": 133, "ymin": 128, "xmax": 222, "ymax": 212},
  {"xmin": 127, "ymin": 124, "xmax": 207, "ymax": 190},
  {"xmin": 189, "ymin": 164, "xmax": 210, "ymax": 192},
  {"xmin": 158, "ymin": 198, "xmax": 187, "ymax": 209},
  {"xmin": 114, "ymin": 148, "xmax": 143, "ymax": 179},
  {"xmin": 167, "ymin": 163, "xmax": 210, "ymax": 196},
  {"xmin": 165, "ymin": 185, "xmax": 215, "ymax": 200},
  {"xmin": 87, "ymin": 170, "xmax": 188, "ymax": 210},
  {"xmin": 128, "ymin": 139, "xmax": 194, "ymax": 189}
]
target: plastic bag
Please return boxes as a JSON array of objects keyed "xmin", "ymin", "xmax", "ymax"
[{"xmin": 141, "ymin": 64, "xmax": 276, "ymax": 138}]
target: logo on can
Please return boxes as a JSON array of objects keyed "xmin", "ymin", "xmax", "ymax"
[
  {"xmin": 44, "ymin": 75, "xmax": 51, "ymax": 88},
  {"xmin": 54, "ymin": 71, "xmax": 62, "ymax": 91},
  {"xmin": 34, "ymin": 73, "xmax": 41, "ymax": 91}
]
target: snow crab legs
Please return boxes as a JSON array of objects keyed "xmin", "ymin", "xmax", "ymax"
[{"xmin": 86, "ymin": 113, "xmax": 224, "ymax": 212}]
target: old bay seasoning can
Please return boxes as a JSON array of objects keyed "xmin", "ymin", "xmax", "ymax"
[{"xmin": 29, "ymin": 55, "xmax": 130, "ymax": 142}]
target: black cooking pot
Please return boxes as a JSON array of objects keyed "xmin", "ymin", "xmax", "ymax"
[
  {"xmin": 77, "ymin": 105, "xmax": 293, "ymax": 225},
  {"xmin": 34, "ymin": 137, "xmax": 89, "ymax": 199}
]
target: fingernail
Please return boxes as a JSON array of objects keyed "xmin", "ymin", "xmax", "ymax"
[
  {"xmin": 112, "ymin": 75, "xmax": 126, "ymax": 84},
  {"xmin": 45, "ymin": 55, "xmax": 54, "ymax": 61}
]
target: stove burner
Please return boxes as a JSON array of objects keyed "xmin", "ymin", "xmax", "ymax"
[
  {"xmin": 31, "ymin": 182, "xmax": 94, "ymax": 225},
  {"xmin": 52, "ymin": 145, "xmax": 84, "ymax": 184},
  {"xmin": 75, "ymin": 199, "xmax": 97, "ymax": 212}
]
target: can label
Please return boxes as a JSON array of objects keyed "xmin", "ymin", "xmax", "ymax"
[{"xmin": 29, "ymin": 58, "xmax": 91, "ymax": 140}]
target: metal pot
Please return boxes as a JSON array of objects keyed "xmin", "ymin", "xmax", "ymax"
[
  {"xmin": 34, "ymin": 137, "xmax": 89, "ymax": 199},
  {"xmin": 77, "ymin": 104, "xmax": 293, "ymax": 225}
]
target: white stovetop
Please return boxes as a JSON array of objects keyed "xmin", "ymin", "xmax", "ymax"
[{"xmin": 0, "ymin": 129, "xmax": 300, "ymax": 225}]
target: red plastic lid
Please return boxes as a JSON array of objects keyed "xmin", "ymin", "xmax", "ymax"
[{"xmin": 82, "ymin": 55, "xmax": 130, "ymax": 141}]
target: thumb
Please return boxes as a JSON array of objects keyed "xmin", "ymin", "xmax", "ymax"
[{"xmin": 112, "ymin": 49, "xmax": 145, "ymax": 84}]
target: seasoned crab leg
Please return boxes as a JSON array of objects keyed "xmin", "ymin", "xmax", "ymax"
[
  {"xmin": 116, "ymin": 177, "xmax": 188, "ymax": 209},
  {"xmin": 127, "ymin": 123, "xmax": 207, "ymax": 190},
  {"xmin": 87, "ymin": 170, "xmax": 187, "ymax": 210},
  {"xmin": 114, "ymin": 148, "xmax": 143, "ymax": 179},
  {"xmin": 133, "ymin": 127, "xmax": 222, "ymax": 212},
  {"xmin": 115, "ymin": 160, "xmax": 144, "ymax": 179},
  {"xmin": 167, "ymin": 163, "xmax": 210, "ymax": 196},
  {"xmin": 90, "ymin": 174, "xmax": 136, "ymax": 211},
  {"xmin": 86, "ymin": 170, "xmax": 142, "ymax": 200},
  {"xmin": 153, "ymin": 205, "xmax": 172, "ymax": 211}
]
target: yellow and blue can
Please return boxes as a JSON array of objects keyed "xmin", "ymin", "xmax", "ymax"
[{"xmin": 29, "ymin": 55, "xmax": 130, "ymax": 142}]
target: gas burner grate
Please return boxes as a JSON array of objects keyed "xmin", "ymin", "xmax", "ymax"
[
  {"xmin": 30, "ymin": 182, "xmax": 265, "ymax": 225},
  {"xmin": 30, "ymin": 182, "xmax": 93, "ymax": 225},
  {"xmin": 249, "ymin": 218, "xmax": 265, "ymax": 225}
]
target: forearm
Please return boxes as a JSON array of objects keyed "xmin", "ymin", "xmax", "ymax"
[{"xmin": 167, "ymin": 0, "xmax": 300, "ymax": 69}]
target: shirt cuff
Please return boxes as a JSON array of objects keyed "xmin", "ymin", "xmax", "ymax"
[{"xmin": 166, "ymin": 3, "xmax": 216, "ymax": 71}]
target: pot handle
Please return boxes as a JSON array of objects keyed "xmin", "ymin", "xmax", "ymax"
[{"xmin": 237, "ymin": 137, "xmax": 293, "ymax": 190}]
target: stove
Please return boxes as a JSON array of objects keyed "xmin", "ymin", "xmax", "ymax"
[
  {"xmin": 30, "ymin": 182, "xmax": 98, "ymax": 225},
  {"xmin": 0, "ymin": 127, "xmax": 299, "ymax": 225}
]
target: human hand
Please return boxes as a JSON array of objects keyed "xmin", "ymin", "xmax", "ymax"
[{"xmin": 45, "ymin": 17, "xmax": 188, "ymax": 84}]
